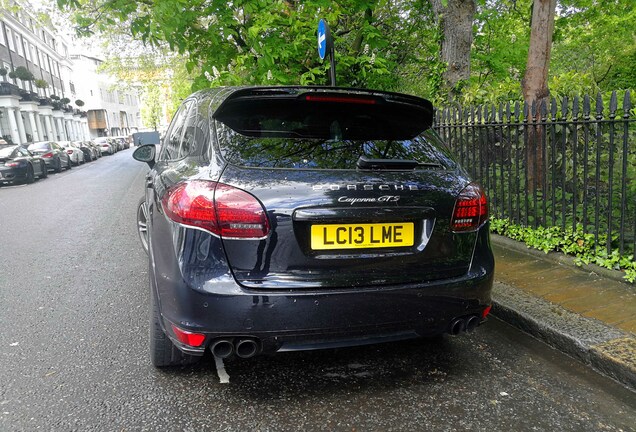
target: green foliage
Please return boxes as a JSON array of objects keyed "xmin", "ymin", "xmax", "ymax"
[
  {"xmin": 13, "ymin": 66, "xmax": 35, "ymax": 81},
  {"xmin": 75, "ymin": 99, "xmax": 85, "ymax": 107},
  {"xmin": 58, "ymin": 0, "xmax": 443, "ymax": 96},
  {"xmin": 34, "ymin": 79, "xmax": 49, "ymax": 89},
  {"xmin": 0, "ymin": 68, "xmax": 6, "ymax": 76},
  {"xmin": 553, "ymin": 0, "xmax": 636, "ymax": 92},
  {"xmin": 60, "ymin": 97, "xmax": 71, "ymax": 104},
  {"xmin": 490, "ymin": 218, "xmax": 636, "ymax": 283},
  {"xmin": 55, "ymin": 0, "xmax": 636, "ymax": 109},
  {"xmin": 140, "ymin": 85, "xmax": 162, "ymax": 131}
]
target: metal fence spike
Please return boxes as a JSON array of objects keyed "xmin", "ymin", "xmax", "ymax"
[
  {"xmin": 531, "ymin": 100, "xmax": 537, "ymax": 117},
  {"xmin": 541, "ymin": 100, "xmax": 548, "ymax": 119},
  {"xmin": 572, "ymin": 96, "xmax": 579, "ymax": 120},
  {"xmin": 551, "ymin": 97, "xmax": 557, "ymax": 119},
  {"xmin": 596, "ymin": 92, "xmax": 604, "ymax": 119},
  {"xmin": 561, "ymin": 96, "xmax": 569, "ymax": 119},
  {"xmin": 583, "ymin": 94, "xmax": 591, "ymax": 120},
  {"xmin": 610, "ymin": 91, "xmax": 618, "ymax": 116}
]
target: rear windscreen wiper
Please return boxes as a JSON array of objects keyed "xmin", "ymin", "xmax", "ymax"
[{"xmin": 356, "ymin": 156, "xmax": 442, "ymax": 170}]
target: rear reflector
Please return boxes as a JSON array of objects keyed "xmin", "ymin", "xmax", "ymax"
[
  {"xmin": 303, "ymin": 94, "xmax": 377, "ymax": 105},
  {"xmin": 451, "ymin": 183, "xmax": 488, "ymax": 232},
  {"xmin": 482, "ymin": 305, "xmax": 492, "ymax": 318},
  {"xmin": 162, "ymin": 180, "xmax": 269, "ymax": 239},
  {"xmin": 171, "ymin": 324, "xmax": 206, "ymax": 347}
]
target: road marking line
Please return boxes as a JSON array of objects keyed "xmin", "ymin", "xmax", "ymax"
[{"xmin": 214, "ymin": 356, "xmax": 230, "ymax": 384}]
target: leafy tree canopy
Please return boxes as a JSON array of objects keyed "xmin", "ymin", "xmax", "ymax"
[
  {"xmin": 57, "ymin": 0, "xmax": 635, "ymax": 107},
  {"xmin": 58, "ymin": 0, "xmax": 412, "ymax": 91}
]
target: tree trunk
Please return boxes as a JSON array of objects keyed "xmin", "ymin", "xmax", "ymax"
[
  {"xmin": 522, "ymin": 0, "xmax": 557, "ymax": 195},
  {"xmin": 431, "ymin": 0, "xmax": 476, "ymax": 95}
]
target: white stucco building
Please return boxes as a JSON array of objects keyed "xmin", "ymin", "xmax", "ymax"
[
  {"xmin": 70, "ymin": 54, "xmax": 142, "ymax": 138},
  {"xmin": 0, "ymin": 2, "xmax": 143, "ymax": 144},
  {"xmin": 0, "ymin": 6, "xmax": 89, "ymax": 144}
]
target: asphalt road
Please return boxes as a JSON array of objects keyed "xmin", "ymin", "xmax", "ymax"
[{"xmin": 1, "ymin": 150, "xmax": 635, "ymax": 432}]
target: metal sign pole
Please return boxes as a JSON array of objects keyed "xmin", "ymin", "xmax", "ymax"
[
  {"xmin": 329, "ymin": 39, "xmax": 336, "ymax": 87},
  {"xmin": 317, "ymin": 19, "xmax": 336, "ymax": 87}
]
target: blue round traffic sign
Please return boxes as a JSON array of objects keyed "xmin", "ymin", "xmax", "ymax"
[{"xmin": 317, "ymin": 19, "xmax": 327, "ymax": 60}]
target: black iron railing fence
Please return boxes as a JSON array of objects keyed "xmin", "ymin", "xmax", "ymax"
[{"xmin": 435, "ymin": 90, "xmax": 635, "ymax": 259}]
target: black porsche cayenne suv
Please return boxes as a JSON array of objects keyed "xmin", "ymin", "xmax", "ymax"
[{"xmin": 134, "ymin": 86, "xmax": 494, "ymax": 367}]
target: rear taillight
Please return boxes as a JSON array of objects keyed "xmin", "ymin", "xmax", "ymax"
[
  {"xmin": 170, "ymin": 324, "xmax": 205, "ymax": 347},
  {"xmin": 6, "ymin": 161, "xmax": 19, "ymax": 167},
  {"xmin": 42, "ymin": 152, "xmax": 53, "ymax": 158},
  {"xmin": 66, "ymin": 150, "xmax": 73, "ymax": 154},
  {"xmin": 451, "ymin": 183, "xmax": 488, "ymax": 232},
  {"xmin": 161, "ymin": 180, "xmax": 270, "ymax": 239}
]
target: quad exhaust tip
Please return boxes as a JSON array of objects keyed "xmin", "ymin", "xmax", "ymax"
[
  {"xmin": 210, "ymin": 339, "xmax": 234, "ymax": 358},
  {"xmin": 210, "ymin": 337, "xmax": 260, "ymax": 359},
  {"xmin": 235, "ymin": 339, "xmax": 259, "ymax": 358},
  {"xmin": 448, "ymin": 315, "xmax": 480, "ymax": 335}
]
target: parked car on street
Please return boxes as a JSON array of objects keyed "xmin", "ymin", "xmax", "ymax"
[
  {"xmin": 73, "ymin": 141, "xmax": 95, "ymax": 162},
  {"xmin": 113, "ymin": 136, "xmax": 129, "ymax": 150},
  {"xmin": 59, "ymin": 141, "xmax": 85, "ymax": 166},
  {"xmin": 27, "ymin": 141, "xmax": 71, "ymax": 172},
  {"xmin": 0, "ymin": 144, "xmax": 48, "ymax": 184},
  {"xmin": 94, "ymin": 137, "xmax": 114, "ymax": 155},
  {"xmin": 110, "ymin": 138, "xmax": 121, "ymax": 152},
  {"xmin": 134, "ymin": 86, "xmax": 494, "ymax": 367},
  {"xmin": 84, "ymin": 141, "xmax": 101, "ymax": 159}
]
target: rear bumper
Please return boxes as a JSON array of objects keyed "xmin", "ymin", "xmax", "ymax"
[
  {"xmin": 155, "ymin": 273, "xmax": 493, "ymax": 356},
  {"xmin": 150, "ymin": 224, "xmax": 494, "ymax": 355},
  {"xmin": 0, "ymin": 166, "xmax": 26, "ymax": 182},
  {"xmin": 42, "ymin": 158, "xmax": 56, "ymax": 169}
]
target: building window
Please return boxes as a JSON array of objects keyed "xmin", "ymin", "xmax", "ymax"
[
  {"xmin": 70, "ymin": 82, "xmax": 75, "ymax": 93},
  {"xmin": 6, "ymin": 27, "xmax": 15, "ymax": 51},
  {"xmin": 2, "ymin": 62, "xmax": 9, "ymax": 82},
  {"xmin": 15, "ymin": 33, "xmax": 23, "ymax": 56},
  {"xmin": 0, "ymin": 23, "xmax": 5, "ymax": 46},
  {"xmin": 31, "ymin": 45, "xmax": 37, "ymax": 65}
]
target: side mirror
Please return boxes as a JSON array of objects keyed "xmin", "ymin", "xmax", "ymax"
[{"xmin": 133, "ymin": 144, "xmax": 156, "ymax": 169}]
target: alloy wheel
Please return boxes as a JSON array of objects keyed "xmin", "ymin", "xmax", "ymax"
[{"xmin": 137, "ymin": 199, "xmax": 149, "ymax": 254}]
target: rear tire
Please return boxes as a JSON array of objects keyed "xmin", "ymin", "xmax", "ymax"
[
  {"xmin": 24, "ymin": 165, "xmax": 35, "ymax": 184},
  {"xmin": 66, "ymin": 157, "xmax": 72, "ymax": 170},
  {"xmin": 39, "ymin": 162, "xmax": 48, "ymax": 178},
  {"xmin": 150, "ymin": 288, "xmax": 201, "ymax": 368},
  {"xmin": 55, "ymin": 157, "xmax": 62, "ymax": 173}
]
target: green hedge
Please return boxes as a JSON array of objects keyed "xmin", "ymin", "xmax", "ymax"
[{"xmin": 490, "ymin": 217, "xmax": 636, "ymax": 283}]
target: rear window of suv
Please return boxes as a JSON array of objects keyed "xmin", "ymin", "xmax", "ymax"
[{"xmin": 213, "ymin": 92, "xmax": 457, "ymax": 170}]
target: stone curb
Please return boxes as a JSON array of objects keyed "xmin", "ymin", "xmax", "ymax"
[
  {"xmin": 490, "ymin": 234, "xmax": 632, "ymax": 286},
  {"xmin": 491, "ymin": 281, "xmax": 636, "ymax": 392}
]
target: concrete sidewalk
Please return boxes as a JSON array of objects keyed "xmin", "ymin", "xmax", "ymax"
[{"xmin": 489, "ymin": 234, "xmax": 636, "ymax": 391}]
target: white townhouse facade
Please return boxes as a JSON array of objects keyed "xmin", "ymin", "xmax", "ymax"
[
  {"xmin": 0, "ymin": 2, "xmax": 143, "ymax": 145},
  {"xmin": 70, "ymin": 54, "xmax": 142, "ymax": 139},
  {"xmin": 0, "ymin": 5, "xmax": 89, "ymax": 144}
]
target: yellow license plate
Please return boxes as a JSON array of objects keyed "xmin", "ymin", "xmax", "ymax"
[{"xmin": 311, "ymin": 223, "xmax": 414, "ymax": 250}]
